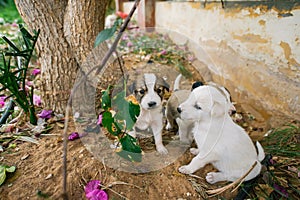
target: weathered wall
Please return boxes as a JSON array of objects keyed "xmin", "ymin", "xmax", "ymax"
[{"xmin": 124, "ymin": 1, "xmax": 300, "ymax": 126}]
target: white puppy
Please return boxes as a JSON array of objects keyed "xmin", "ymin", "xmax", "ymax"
[
  {"xmin": 177, "ymin": 85, "xmax": 265, "ymax": 184},
  {"xmin": 165, "ymin": 74, "xmax": 236, "ymax": 144},
  {"xmin": 129, "ymin": 73, "xmax": 170, "ymax": 154}
]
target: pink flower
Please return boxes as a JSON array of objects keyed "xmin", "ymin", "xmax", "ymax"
[
  {"xmin": 97, "ymin": 114, "xmax": 103, "ymax": 125},
  {"xmin": 127, "ymin": 41, "xmax": 133, "ymax": 47},
  {"xmin": 33, "ymin": 94, "xmax": 42, "ymax": 106},
  {"xmin": 32, "ymin": 68, "xmax": 41, "ymax": 76},
  {"xmin": 0, "ymin": 96, "xmax": 5, "ymax": 108},
  {"xmin": 11, "ymin": 22, "xmax": 18, "ymax": 27},
  {"xmin": 122, "ymin": 34, "xmax": 129, "ymax": 40},
  {"xmin": 160, "ymin": 50, "xmax": 167, "ymax": 55},
  {"xmin": 85, "ymin": 180, "xmax": 108, "ymax": 200}
]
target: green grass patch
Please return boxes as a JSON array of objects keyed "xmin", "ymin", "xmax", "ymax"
[
  {"xmin": 0, "ymin": 0, "xmax": 22, "ymax": 23},
  {"xmin": 263, "ymin": 123, "xmax": 300, "ymax": 158}
]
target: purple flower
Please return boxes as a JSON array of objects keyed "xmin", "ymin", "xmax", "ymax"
[
  {"xmin": 85, "ymin": 180, "xmax": 108, "ymax": 200},
  {"xmin": 160, "ymin": 49, "xmax": 167, "ymax": 55},
  {"xmin": 97, "ymin": 114, "xmax": 103, "ymax": 125},
  {"xmin": 273, "ymin": 184, "xmax": 288, "ymax": 197},
  {"xmin": 33, "ymin": 94, "xmax": 42, "ymax": 106},
  {"xmin": 38, "ymin": 109, "xmax": 52, "ymax": 119},
  {"xmin": 122, "ymin": 34, "xmax": 129, "ymax": 40},
  {"xmin": 32, "ymin": 68, "xmax": 41, "ymax": 76},
  {"xmin": 86, "ymin": 190, "xmax": 108, "ymax": 200},
  {"xmin": 127, "ymin": 41, "xmax": 133, "ymax": 47},
  {"xmin": 68, "ymin": 132, "xmax": 80, "ymax": 141},
  {"xmin": 68, "ymin": 132, "xmax": 87, "ymax": 141}
]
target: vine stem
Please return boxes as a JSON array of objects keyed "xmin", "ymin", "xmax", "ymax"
[{"xmin": 62, "ymin": 1, "xmax": 141, "ymax": 199}]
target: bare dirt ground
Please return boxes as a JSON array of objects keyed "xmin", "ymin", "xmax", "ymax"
[{"xmin": 0, "ymin": 57, "xmax": 298, "ymax": 200}]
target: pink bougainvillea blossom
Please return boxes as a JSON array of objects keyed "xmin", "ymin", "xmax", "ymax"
[
  {"xmin": 85, "ymin": 180, "xmax": 108, "ymax": 200},
  {"xmin": 97, "ymin": 114, "xmax": 103, "ymax": 125},
  {"xmin": 0, "ymin": 96, "xmax": 6, "ymax": 108},
  {"xmin": 160, "ymin": 49, "xmax": 167, "ymax": 55},
  {"xmin": 38, "ymin": 109, "xmax": 52, "ymax": 119},
  {"xmin": 32, "ymin": 68, "xmax": 41, "ymax": 76},
  {"xmin": 33, "ymin": 94, "xmax": 42, "ymax": 106},
  {"xmin": 126, "ymin": 41, "xmax": 133, "ymax": 47}
]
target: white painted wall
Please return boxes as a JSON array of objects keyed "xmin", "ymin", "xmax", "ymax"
[{"xmin": 124, "ymin": 1, "xmax": 300, "ymax": 125}]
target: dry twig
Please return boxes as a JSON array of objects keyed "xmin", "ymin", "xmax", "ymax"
[{"xmin": 206, "ymin": 162, "xmax": 257, "ymax": 197}]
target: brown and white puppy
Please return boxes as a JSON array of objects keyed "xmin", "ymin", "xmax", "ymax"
[
  {"xmin": 165, "ymin": 74, "xmax": 236, "ymax": 144},
  {"xmin": 177, "ymin": 85, "xmax": 265, "ymax": 184},
  {"xmin": 165, "ymin": 74, "xmax": 203, "ymax": 143},
  {"xmin": 129, "ymin": 73, "xmax": 170, "ymax": 154}
]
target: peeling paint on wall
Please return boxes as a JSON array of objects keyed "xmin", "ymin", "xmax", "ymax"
[{"xmin": 124, "ymin": 1, "xmax": 300, "ymax": 125}]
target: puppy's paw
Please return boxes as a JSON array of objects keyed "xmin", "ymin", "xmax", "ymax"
[
  {"xmin": 157, "ymin": 145, "xmax": 168, "ymax": 155},
  {"xmin": 178, "ymin": 165, "xmax": 193, "ymax": 174},
  {"xmin": 205, "ymin": 172, "xmax": 218, "ymax": 184},
  {"xmin": 190, "ymin": 148, "xmax": 199, "ymax": 155},
  {"xmin": 165, "ymin": 122, "xmax": 172, "ymax": 130}
]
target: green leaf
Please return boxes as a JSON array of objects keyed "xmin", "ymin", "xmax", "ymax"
[
  {"xmin": 101, "ymin": 111, "xmax": 118, "ymax": 135},
  {"xmin": 94, "ymin": 26, "xmax": 116, "ymax": 47},
  {"xmin": 120, "ymin": 134, "xmax": 141, "ymax": 153},
  {"xmin": 113, "ymin": 91, "xmax": 140, "ymax": 131},
  {"xmin": 20, "ymin": 25, "xmax": 34, "ymax": 40},
  {"xmin": 1, "ymin": 36, "xmax": 20, "ymax": 52},
  {"xmin": 0, "ymin": 165, "xmax": 16, "ymax": 186},
  {"xmin": 101, "ymin": 87, "xmax": 111, "ymax": 110},
  {"xmin": 0, "ymin": 166, "xmax": 6, "ymax": 186},
  {"xmin": 5, "ymin": 166, "xmax": 16, "ymax": 173},
  {"xmin": 117, "ymin": 134, "xmax": 142, "ymax": 162}
]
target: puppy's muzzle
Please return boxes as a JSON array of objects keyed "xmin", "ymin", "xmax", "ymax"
[
  {"xmin": 148, "ymin": 101, "xmax": 157, "ymax": 108},
  {"xmin": 177, "ymin": 107, "xmax": 182, "ymax": 113}
]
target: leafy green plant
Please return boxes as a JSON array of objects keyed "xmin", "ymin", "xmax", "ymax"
[
  {"xmin": 0, "ymin": 25, "xmax": 40, "ymax": 125},
  {"xmin": 100, "ymin": 85, "xmax": 141, "ymax": 162},
  {"xmin": 0, "ymin": 164, "xmax": 16, "ymax": 186}
]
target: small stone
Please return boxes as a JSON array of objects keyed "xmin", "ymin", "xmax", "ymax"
[
  {"xmin": 45, "ymin": 174, "xmax": 52, "ymax": 180},
  {"xmin": 21, "ymin": 154, "xmax": 30, "ymax": 160}
]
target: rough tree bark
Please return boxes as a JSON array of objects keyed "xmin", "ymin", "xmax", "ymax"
[{"xmin": 14, "ymin": 0, "xmax": 110, "ymax": 113}]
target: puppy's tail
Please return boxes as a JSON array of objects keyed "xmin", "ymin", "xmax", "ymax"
[
  {"xmin": 173, "ymin": 74, "xmax": 182, "ymax": 91},
  {"xmin": 256, "ymin": 141, "xmax": 265, "ymax": 162}
]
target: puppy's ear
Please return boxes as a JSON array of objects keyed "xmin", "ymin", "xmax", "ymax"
[
  {"xmin": 191, "ymin": 81, "xmax": 204, "ymax": 91},
  {"xmin": 128, "ymin": 81, "xmax": 136, "ymax": 94},
  {"xmin": 211, "ymin": 102, "xmax": 226, "ymax": 117},
  {"xmin": 156, "ymin": 77, "xmax": 170, "ymax": 92}
]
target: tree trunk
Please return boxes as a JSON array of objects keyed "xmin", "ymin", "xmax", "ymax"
[{"xmin": 14, "ymin": 0, "xmax": 110, "ymax": 114}]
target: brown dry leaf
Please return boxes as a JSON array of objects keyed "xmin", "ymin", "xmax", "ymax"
[{"xmin": 255, "ymin": 184, "xmax": 273, "ymax": 198}]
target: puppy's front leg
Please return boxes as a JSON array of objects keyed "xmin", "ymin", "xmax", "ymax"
[
  {"xmin": 179, "ymin": 152, "xmax": 217, "ymax": 174},
  {"xmin": 151, "ymin": 120, "xmax": 168, "ymax": 155}
]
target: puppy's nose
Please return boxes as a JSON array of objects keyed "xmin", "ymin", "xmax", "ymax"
[
  {"xmin": 177, "ymin": 107, "xmax": 182, "ymax": 113},
  {"xmin": 148, "ymin": 101, "xmax": 157, "ymax": 107}
]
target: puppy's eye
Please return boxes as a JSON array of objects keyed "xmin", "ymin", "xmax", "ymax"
[
  {"xmin": 194, "ymin": 104, "xmax": 202, "ymax": 110},
  {"xmin": 138, "ymin": 89, "xmax": 145, "ymax": 95},
  {"xmin": 156, "ymin": 88, "xmax": 162, "ymax": 93}
]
